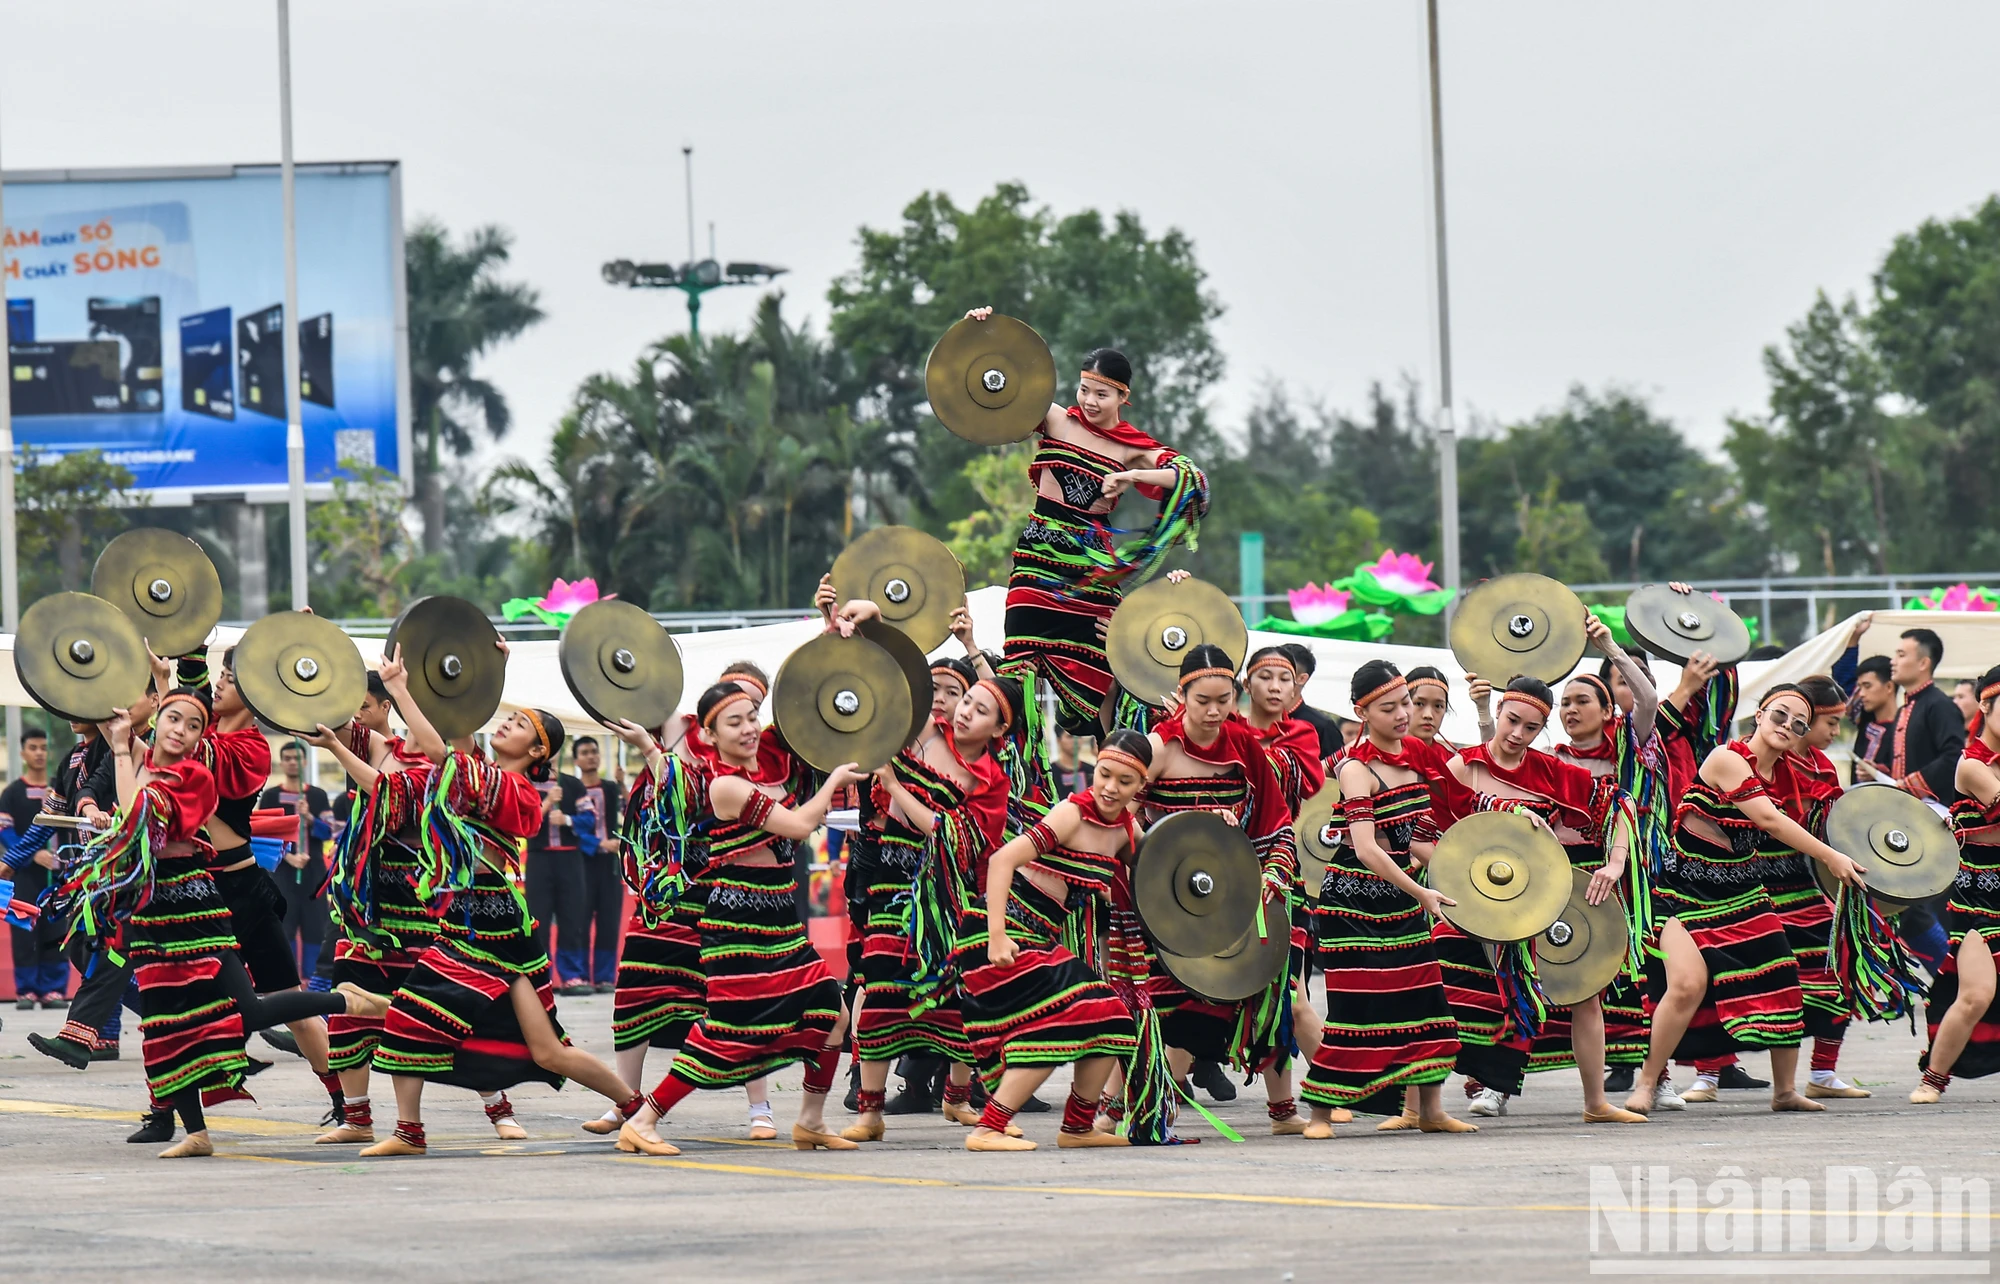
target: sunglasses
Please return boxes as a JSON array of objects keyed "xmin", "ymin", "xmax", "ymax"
[{"xmin": 1765, "ymin": 706, "xmax": 1809, "ymax": 738}]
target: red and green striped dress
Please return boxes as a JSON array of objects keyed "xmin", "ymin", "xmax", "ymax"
[
  {"xmin": 1924, "ymin": 738, "xmax": 2000, "ymax": 1079},
  {"xmin": 1647, "ymin": 743, "xmax": 1805, "ymax": 1056},
  {"xmin": 1301, "ymin": 763, "xmax": 1460, "ymax": 1114}
]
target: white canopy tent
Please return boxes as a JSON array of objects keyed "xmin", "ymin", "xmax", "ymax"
[{"xmin": 3, "ymin": 596, "xmax": 1995, "ymax": 751}]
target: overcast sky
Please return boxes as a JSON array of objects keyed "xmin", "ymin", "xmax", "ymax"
[{"xmin": 7, "ymin": 1, "xmax": 1998, "ymax": 480}]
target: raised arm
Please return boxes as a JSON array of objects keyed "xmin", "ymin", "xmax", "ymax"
[
  {"xmin": 378, "ymin": 644, "xmax": 447, "ymax": 764},
  {"xmin": 985, "ymin": 799, "xmax": 1081, "ymax": 965},
  {"xmin": 709, "ymin": 763, "xmax": 864, "ymax": 841},
  {"xmin": 308, "ymin": 722, "xmax": 383, "ymax": 794},
  {"xmin": 1585, "ymin": 612, "xmax": 1659, "ymax": 744}
]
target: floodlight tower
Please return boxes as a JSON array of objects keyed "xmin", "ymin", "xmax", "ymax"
[{"xmin": 600, "ymin": 147, "xmax": 785, "ymax": 342}]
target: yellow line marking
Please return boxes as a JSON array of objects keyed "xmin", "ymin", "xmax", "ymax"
[
  {"xmin": 0, "ymin": 1097, "xmax": 320, "ymax": 1137},
  {"xmin": 215, "ymin": 1153, "xmax": 320, "ymax": 1167}
]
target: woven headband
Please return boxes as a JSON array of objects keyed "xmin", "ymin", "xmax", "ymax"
[
  {"xmin": 1500, "ymin": 690, "xmax": 1551, "ymax": 718},
  {"xmin": 1079, "ymin": 370, "xmax": 1130, "ymax": 394},
  {"xmin": 1408, "ymin": 676, "xmax": 1449, "ymax": 698},
  {"xmin": 1982, "ymin": 680, "xmax": 2000, "ymax": 703},
  {"xmin": 728, "ymin": 674, "xmax": 768, "ymax": 703},
  {"xmin": 1246, "ymin": 656, "xmax": 1297, "ymax": 680},
  {"xmin": 1177, "ymin": 666, "xmax": 1237, "ymax": 692},
  {"xmin": 1355, "ymin": 675, "xmax": 1407, "ymax": 710},
  {"xmin": 521, "ymin": 709, "xmax": 551, "ymax": 757},
  {"xmin": 1096, "ymin": 747, "xmax": 1149, "ymax": 777},
  {"xmin": 1569, "ymin": 673, "xmax": 1612, "ymax": 704},
  {"xmin": 1758, "ymin": 688, "xmax": 1809, "ymax": 715},
  {"xmin": 158, "ymin": 691, "xmax": 208, "ymax": 724},
  {"xmin": 702, "ymin": 689, "xmax": 757, "ymax": 730},
  {"xmin": 973, "ymin": 678, "xmax": 1014, "ymax": 732}
]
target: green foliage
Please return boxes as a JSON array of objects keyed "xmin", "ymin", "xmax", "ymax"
[
  {"xmin": 1513, "ymin": 476, "xmax": 1610, "ymax": 582},
  {"xmin": 943, "ymin": 442, "xmax": 1034, "ymax": 587},
  {"xmin": 15, "ymin": 447, "xmax": 144, "ymax": 595}
]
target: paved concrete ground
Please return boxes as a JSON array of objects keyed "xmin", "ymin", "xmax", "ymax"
[{"xmin": 2, "ymin": 991, "xmax": 1993, "ymax": 1283}]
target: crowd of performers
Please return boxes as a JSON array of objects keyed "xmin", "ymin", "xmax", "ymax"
[{"xmin": 11, "ymin": 339, "xmax": 2000, "ymax": 1159}]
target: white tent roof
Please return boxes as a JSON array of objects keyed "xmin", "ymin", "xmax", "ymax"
[{"xmin": 5, "ymin": 595, "xmax": 1995, "ymax": 747}]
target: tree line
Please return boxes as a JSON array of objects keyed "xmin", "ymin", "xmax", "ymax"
[{"xmin": 20, "ymin": 186, "xmax": 2000, "ymax": 638}]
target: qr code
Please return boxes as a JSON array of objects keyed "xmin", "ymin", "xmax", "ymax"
[{"xmin": 335, "ymin": 430, "xmax": 376, "ymax": 470}]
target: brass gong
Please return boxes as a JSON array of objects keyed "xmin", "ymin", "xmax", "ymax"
[
  {"xmin": 90, "ymin": 527, "xmax": 223, "ymax": 658},
  {"xmin": 1448, "ymin": 573, "xmax": 1588, "ymax": 686},
  {"xmin": 1815, "ymin": 783, "xmax": 1957, "ymax": 908},
  {"xmin": 382, "ymin": 596, "xmax": 506, "ymax": 740},
  {"xmin": 771, "ymin": 632, "xmax": 913, "ymax": 773},
  {"xmin": 1430, "ymin": 810, "xmax": 1571, "ymax": 942},
  {"xmin": 924, "ymin": 313, "xmax": 1058, "ymax": 446},
  {"xmin": 14, "ymin": 592, "xmax": 151, "ymax": 723},
  {"xmin": 1534, "ymin": 868, "xmax": 1630, "ymax": 1007},
  {"xmin": 1157, "ymin": 914, "xmax": 1291, "ymax": 1002},
  {"xmin": 1623, "ymin": 584, "xmax": 1752, "ymax": 667},
  {"xmin": 855, "ymin": 616, "xmax": 932, "ymax": 748},
  {"xmin": 1296, "ymin": 776, "xmax": 1344, "ymax": 902},
  {"xmin": 559, "ymin": 599, "xmax": 685, "ymax": 729},
  {"xmin": 232, "ymin": 611, "xmax": 369, "ymax": 736},
  {"xmin": 1106, "ymin": 576, "xmax": 1248, "ymax": 708},
  {"xmin": 1132, "ymin": 810, "xmax": 1261, "ymax": 958},
  {"xmin": 830, "ymin": 526, "xmax": 967, "ymax": 653}
]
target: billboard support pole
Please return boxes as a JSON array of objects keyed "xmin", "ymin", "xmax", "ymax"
[
  {"xmin": 278, "ymin": 0, "xmax": 308, "ymax": 612},
  {"xmin": 1424, "ymin": 0, "xmax": 1460, "ymax": 628},
  {"xmin": 0, "ymin": 104, "xmax": 18, "ymax": 767}
]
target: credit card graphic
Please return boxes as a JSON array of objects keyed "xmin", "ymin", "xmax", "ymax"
[
  {"xmin": 300, "ymin": 312, "xmax": 334, "ymax": 408},
  {"xmin": 179, "ymin": 306, "xmax": 234, "ymax": 420},
  {"xmin": 237, "ymin": 302, "xmax": 285, "ymax": 420},
  {"xmin": 88, "ymin": 296, "xmax": 164, "ymax": 412},
  {"xmin": 8, "ymin": 341, "xmax": 125, "ymax": 416},
  {"xmin": 6, "ymin": 299, "xmax": 31, "ymax": 344}
]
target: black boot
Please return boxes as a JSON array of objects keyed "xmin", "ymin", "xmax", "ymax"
[
  {"xmin": 1716, "ymin": 1063, "xmax": 1769, "ymax": 1090},
  {"xmin": 1604, "ymin": 1066, "xmax": 1634, "ymax": 1094},
  {"xmin": 260, "ymin": 1029, "xmax": 303, "ymax": 1058},
  {"xmin": 842, "ymin": 1062, "xmax": 861, "ymax": 1113},
  {"xmin": 28, "ymin": 1031, "xmax": 93, "ymax": 1070},
  {"xmin": 1192, "ymin": 1059, "xmax": 1238, "ymax": 1102},
  {"xmin": 128, "ymin": 1109, "xmax": 176, "ymax": 1144}
]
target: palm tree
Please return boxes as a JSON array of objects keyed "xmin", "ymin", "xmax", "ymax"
[{"xmin": 406, "ymin": 220, "xmax": 544, "ymax": 554}]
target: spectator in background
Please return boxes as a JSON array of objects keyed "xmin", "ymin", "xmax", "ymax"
[
  {"xmin": 1850, "ymin": 656, "xmax": 1897, "ymax": 769},
  {"xmin": 1279, "ymin": 643, "xmax": 1345, "ymax": 761},
  {"xmin": 527, "ymin": 747, "xmax": 590, "ymax": 996},
  {"xmin": 1955, "ymin": 679, "xmax": 1981, "ymax": 734},
  {"xmin": 3, "ymin": 729, "xmax": 68, "ymax": 1009},
  {"xmin": 1857, "ymin": 627, "xmax": 1963, "ymax": 802},
  {"xmin": 1052, "ymin": 729, "xmax": 1096, "ymax": 796},
  {"xmin": 571, "ymin": 736, "xmax": 624, "ymax": 994},
  {"xmin": 259, "ymin": 742, "xmax": 333, "ymax": 977}
]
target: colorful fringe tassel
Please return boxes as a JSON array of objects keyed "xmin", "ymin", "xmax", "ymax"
[{"xmin": 1830, "ymin": 885, "xmax": 1926, "ymax": 1028}]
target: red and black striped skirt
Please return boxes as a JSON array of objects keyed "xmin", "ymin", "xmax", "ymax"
[{"xmin": 954, "ymin": 875, "xmax": 1137, "ymax": 1076}]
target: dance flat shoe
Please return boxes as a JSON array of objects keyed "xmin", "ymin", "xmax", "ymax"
[
  {"xmin": 1418, "ymin": 1115, "xmax": 1478, "ymax": 1133},
  {"xmin": 940, "ymin": 1100, "xmax": 981, "ymax": 1127},
  {"xmin": 315, "ymin": 1123, "xmax": 375, "ymax": 1145},
  {"xmin": 491, "ymin": 1118, "xmax": 528, "ymax": 1141},
  {"xmin": 614, "ymin": 1122, "xmax": 680, "ymax": 1156},
  {"xmin": 580, "ymin": 1115, "xmax": 620, "ymax": 1135},
  {"xmin": 1805, "ymin": 1080, "xmax": 1869, "ymax": 1099},
  {"xmin": 749, "ymin": 1120, "xmax": 778, "ymax": 1141},
  {"xmin": 1676, "ymin": 1084, "xmax": 1718, "ymax": 1103},
  {"xmin": 1583, "ymin": 1105, "xmax": 1647, "ymax": 1124},
  {"xmin": 965, "ymin": 1128, "xmax": 1036, "ymax": 1152},
  {"xmin": 359, "ymin": 1135, "xmax": 428, "ymax": 1157},
  {"xmin": 792, "ymin": 1124, "xmax": 858, "ymax": 1151},
  {"xmin": 1376, "ymin": 1110, "xmax": 1420, "ymax": 1132},
  {"xmin": 1057, "ymin": 1129, "xmax": 1130, "ymax": 1148},
  {"xmin": 1910, "ymin": 1084, "xmax": 1942, "ymax": 1104},
  {"xmin": 840, "ymin": 1118, "xmax": 885, "ymax": 1143},
  {"xmin": 1301, "ymin": 1120, "xmax": 1335, "ymax": 1140},
  {"xmin": 159, "ymin": 1133, "xmax": 213, "ymax": 1159},
  {"xmin": 335, "ymin": 984, "xmax": 393, "ymax": 1020},
  {"xmin": 1270, "ymin": 1115, "xmax": 1309, "ymax": 1136}
]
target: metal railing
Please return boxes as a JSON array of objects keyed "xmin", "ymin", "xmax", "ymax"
[{"xmin": 222, "ymin": 607, "xmax": 815, "ymax": 638}]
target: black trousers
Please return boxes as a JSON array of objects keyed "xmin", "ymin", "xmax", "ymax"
[
  {"xmin": 579, "ymin": 852, "xmax": 625, "ymax": 985},
  {"xmin": 525, "ymin": 847, "xmax": 586, "ymax": 983},
  {"xmin": 66, "ymin": 940, "xmax": 135, "ymax": 1036},
  {"xmin": 212, "ymin": 859, "xmax": 303, "ymax": 993},
  {"xmin": 164, "ymin": 953, "xmax": 345, "ymax": 1131}
]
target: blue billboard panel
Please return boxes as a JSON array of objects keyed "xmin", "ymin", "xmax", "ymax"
[{"xmin": 1, "ymin": 163, "xmax": 406, "ymax": 496}]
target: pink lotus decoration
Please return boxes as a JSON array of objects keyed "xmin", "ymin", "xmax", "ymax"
[
  {"xmin": 500, "ymin": 577, "xmax": 616, "ymax": 628},
  {"xmin": 1287, "ymin": 583, "xmax": 1353, "ymax": 626},
  {"xmin": 1909, "ymin": 583, "xmax": 1998, "ymax": 613},
  {"xmin": 1366, "ymin": 551, "xmax": 1440, "ymax": 597}
]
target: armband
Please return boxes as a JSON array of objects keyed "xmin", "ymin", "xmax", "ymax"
[
  {"xmin": 740, "ymin": 791, "xmax": 777, "ymax": 830},
  {"xmin": 1025, "ymin": 820, "xmax": 1059, "ymax": 856}
]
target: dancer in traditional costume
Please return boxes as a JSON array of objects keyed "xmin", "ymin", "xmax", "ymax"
[
  {"xmin": 362, "ymin": 646, "xmax": 644, "ymax": 1157},
  {"xmin": 1625, "ymin": 685, "xmax": 1868, "ymax": 1115},
  {"xmin": 1913, "ymin": 663, "xmax": 2000, "ymax": 1103},
  {"xmin": 1406, "ymin": 665, "xmax": 1490, "ymax": 753},
  {"xmin": 845, "ymin": 651, "xmax": 1011, "ymax": 1142},
  {"xmin": 25, "ymin": 720, "xmax": 125, "ymax": 1073},
  {"xmin": 307, "ymin": 670, "xmax": 532, "ymax": 1145},
  {"xmin": 56, "ymin": 690, "xmax": 388, "ymax": 1157},
  {"xmin": 960, "ymin": 730, "xmax": 1154, "ymax": 1151},
  {"xmin": 960, "ymin": 306, "xmax": 1205, "ymax": 734},
  {"xmin": 1299, "ymin": 661, "xmax": 1472, "ymax": 1137},
  {"xmin": 586, "ymin": 661, "xmax": 780, "ymax": 1141},
  {"xmin": 1134, "ymin": 648, "xmax": 1300, "ymax": 1126},
  {"xmin": 1440, "ymin": 665, "xmax": 1647, "ymax": 1125},
  {"xmin": 610, "ymin": 678, "xmax": 866, "ymax": 1157}
]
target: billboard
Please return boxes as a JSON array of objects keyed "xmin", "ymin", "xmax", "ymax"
[{"xmin": 1, "ymin": 162, "xmax": 409, "ymax": 501}]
